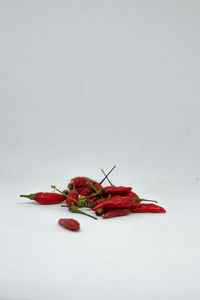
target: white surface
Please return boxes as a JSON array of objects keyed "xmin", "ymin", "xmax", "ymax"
[
  {"xmin": 1, "ymin": 179, "xmax": 200, "ymax": 300},
  {"xmin": 0, "ymin": 0, "xmax": 200, "ymax": 299}
]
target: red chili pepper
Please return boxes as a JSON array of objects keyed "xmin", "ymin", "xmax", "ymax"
[
  {"xmin": 20, "ymin": 193, "xmax": 66, "ymax": 204},
  {"xmin": 131, "ymin": 203, "xmax": 166, "ymax": 213},
  {"xmin": 58, "ymin": 218, "xmax": 80, "ymax": 231},
  {"xmin": 103, "ymin": 208, "xmax": 132, "ymax": 219},
  {"xmin": 92, "ymin": 196, "xmax": 134, "ymax": 211},
  {"xmin": 77, "ymin": 187, "xmax": 93, "ymax": 196},
  {"xmin": 69, "ymin": 177, "xmax": 103, "ymax": 194},
  {"xmin": 70, "ymin": 177, "xmax": 90, "ymax": 187},
  {"xmin": 66, "ymin": 190, "xmax": 79, "ymax": 207},
  {"xmin": 102, "ymin": 186, "xmax": 132, "ymax": 195},
  {"xmin": 69, "ymin": 177, "xmax": 95, "ymax": 189},
  {"xmin": 125, "ymin": 191, "xmax": 139, "ymax": 198},
  {"xmin": 96, "ymin": 197, "xmax": 107, "ymax": 205},
  {"xmin": 86, "ymin": 196, "xmax": 98, "ymax": 207}
]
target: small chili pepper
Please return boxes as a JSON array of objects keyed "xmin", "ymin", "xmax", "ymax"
[
  {"xmin": 68, "ymin": 177, "xmax": 95, "ymax": 189},
  {"xmin": 103, "ymin": 208, "xmax": 132, "ymax": 219},
  {"xmin": 93, "ymin": 196, "xmax": 157, "ymax": 211},
  {"xmin": 77, "ymin": 187, "xmax": 93, "ymax": 196},
  {"xmin": 66, "ymin": 190, "xmax": 79, "ymax": 206},
  {"xmin": 92, "ymin": 196, "xmax": 135, "ymax": 211},
  {"xmin": 125, "ymin": 191, "xmax": 139, "ymax": 198},
  {"xmin": 69, "ymin": 204, "xmax": 98, "ymax": 220},
  {"xmin": 58, "ymin": 218, "xmax": 80, "ymax": 231},
  {"xmin": 96, "ymin": 197, "xmax": 107, "ymax": 205},
  {"xmin": 131, "ymin": 203, "xmax": 166, "ymax": 213},
  {"xmin": 102, "ymin": 186, "xmax": 132, "ymax": 196},
  {"xmin": 87, "ymin": 196, "xmax": 99, "ymax": 208},
  {"xmin": 20, "ymin": 193, "xmax": 66, "ymax": 204}
]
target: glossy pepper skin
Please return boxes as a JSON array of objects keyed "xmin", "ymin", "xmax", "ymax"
[
  {"xmin": 66, "ymin": 190, "xmax": 79, "ymax": 207},
  {"xmin": 58, "ymin": 218, "xmax": 80, "ymax": 231},
  {"xmin": 69, "ymin": 177, "xmax": 100, "ymax": 188},
  {"xmin": 92, "ymin": 196, "xmax": 136, "ymax": 211},
  {"xmin": 77, "ymin": 187, "xmax": 93, "ymax": 196},
  {"xmin": 103, "ymin": 208, "xmax": 132, "ymax": 219},
  {"xmin": 131, "ymin": 203, "xmax": 166, "ymax": 213},
  {"xmin": 20, "ymin": 193, "xmax": 66, "ymax": 204},
  {"xmin": 69, "ymin": 177, "xmax": 102, "ymax": 196},
  {"xmin": 125, "ymin": 191, "xmax": 139, "ymax": 199},
  {"xmin": 102, "ymin": 186, "xmax": 132, "ymax": 196}
]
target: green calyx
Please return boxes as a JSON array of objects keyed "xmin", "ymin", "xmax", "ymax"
[
  {"xmin": 95, "ymin": 208, "xmax": 104, "ymax": 216},
  {"xmin": 77, "ymin": 196, "xmax": 87, "ymax": 207},
  {"xmin": 62, "ymin": 190, "xmax": 68, "ymax": 195}
]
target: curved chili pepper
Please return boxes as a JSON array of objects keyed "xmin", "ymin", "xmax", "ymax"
[
  {"xmin": 131, "ymin": 203, "xmax": 166, "ymax": 213},
  {"xmin": 96, "ymin": 197, "xmax": 107, "ymax": 205},
  {"xmin": 92, "ymin": 196, "xmax": 134, "ymax": 211},
  {"xmin": 58, "ymin": 218, "xmax": 80, "ymax": 231},
  {"xmin": 66, "ymin": 190, "xmax": 79, "ymax": 207},
  {"xmin": 20, "ymin": 193, "xmax": 66, "ymax": 204},
  {"xmin": 103, "ymin": 208, "xmax": 132, "ymax": 219},
  {"xmin": 125, "ymin": 191, "xmax": 139, "ymax": 198},
  {"xmin": 102, "ymin": 186, "xmax": 132, "ymax": 195}
]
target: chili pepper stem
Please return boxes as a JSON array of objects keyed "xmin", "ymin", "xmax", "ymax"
[
  {"xmin": 72, "ymin": 180, "xmax": 76, "ymax": 191},
  {"xmin": 100, "ymin": 165, "xmax": 116, "ymax": 184},
  {"xmin": 51, "ymin": 185, "xmax": 77, "ymax": 203},
  {"xmin": 106, "ymin": 194, "xmax": 111, "ymax": 201},
  {"xmin": 51, "ymin": 185, "xmax": 63, "ymax": 194},
  {"xmin": 20, "ymin": 194, "xmax": 36, "ymax": 200},
  {"xmin": 132, "ymin": 198, "xmax": 158, "ymax": 204},
  {"xmin": 101, "ymin": 169, "xmax": 115, "ymax": 186},
  {"xmin": 87, "ymin": 190, "xmax": 102, "ymax": 198},
  {"xmin": 87, "ymin": 181, "xmax": 98, "ymax": 193},
  {"xmin": 69, "ymin": 204, "xmax": 98, "ymax": 220}
]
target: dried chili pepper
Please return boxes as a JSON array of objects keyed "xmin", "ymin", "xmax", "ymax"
[
  {"xmin": 93, "ymin": 195, "xmax": 157, "ymax": 211},
  {"xmin": 66, "ymin": 190, "xmax": 79, "ymax": 206},
  {"xmin": 102, "ymin": 208, "xmax": 132, "ymax": 219},
  {"xmin": 131, "ymin": 203, "xmax": 166, "ymax": 213},
  {"xmin": 86, "ymin": 196, "xmax": 99, "ymax": 208},
  {"xmin": 20, "ymin": 193, "xmax": 66, "ymax": 204},
  {"xmin": 77, "ymin": 187, "xmax": 93, "ymax": 196},
  {"xmin": 125, "ymin": 191, "xmax": 139, "ymax": 198},
  {"xmin": 92, "ymin": 196, "xmax": 135, "ymax": 211},
  {"xmin": 58, "ymin": 218, "xmax": 80, "ymax": 231},
  {"xmin": 102, "ymin": 186, "xmax": 132, "ymax": 196}
]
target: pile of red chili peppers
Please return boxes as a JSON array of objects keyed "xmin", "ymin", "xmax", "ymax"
[{"xmin": 20, "ymin": 166, "xmax": 166, "ymax": 231}]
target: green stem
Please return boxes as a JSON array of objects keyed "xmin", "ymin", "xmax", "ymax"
[
  {"xmin": 69, "ymin": 204, "xmax": 97, "ymax": 220},
  {"xmin": 101, "ymin": 169, "xmax": 115, "ymax": 186},
  {"xmin": 132, "ymin": 198, "xmax": 158, "ymax": 204},
  {"xmin": 72, "ymin": 180, "xmax": 76, "ymax": 191},
  {"xmin": 100, "ymin": 165, "xmax": 116, "ymax": 184},
  {"xmin": 106, "ymin": 194, "xmax": 111, "ymax": 201},
  {"xmin": 87, "ymin": 181, "xmax": 98, "ymax": 193},
  {"xmin": 51, "ymin": 185, "xmax": 77, "ymax": 202},
  {"xmin": 20, "ymin": 194, "xmax": 36, "ymax": 200}
]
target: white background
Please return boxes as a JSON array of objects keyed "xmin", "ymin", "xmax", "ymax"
[{"xmin": 0, "ymin": 1, "xmax": 200, "ymax": 299}]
